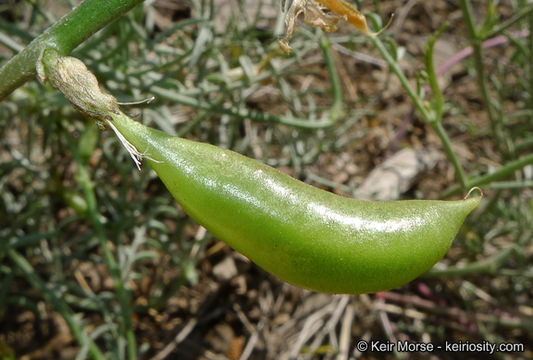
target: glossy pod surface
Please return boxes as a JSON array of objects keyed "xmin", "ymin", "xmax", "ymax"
[{"xmin": 112, "ymin": 115, "xmax": 480, "ymax": 294}]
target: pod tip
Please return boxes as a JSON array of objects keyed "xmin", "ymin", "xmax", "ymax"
[{"xmin": 464, "ymin": 187, "xmax": 483, "ymax": 200}]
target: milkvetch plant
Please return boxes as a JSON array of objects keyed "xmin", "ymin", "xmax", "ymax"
[{"xmin": 2, "ymin": 0, "xmax": 533, "ymax": 358}]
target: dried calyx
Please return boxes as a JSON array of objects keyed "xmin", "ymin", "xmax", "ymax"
[
  {"xmin": 36, "ymin": 49, "xmax": 156, "ymax": 170},
  {"xmin": 279, "ymin": 0, "xmax": 391, "ymax": 53},
  {"xmin": 37, "ymin": 48, "xmax": 119, "ymax": 123}
]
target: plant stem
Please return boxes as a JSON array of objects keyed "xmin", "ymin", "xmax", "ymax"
[
  {"xmin": 458, "ymin": 0, "xmax": 478, "ymax": 49},
  {"xmin": 8, "ymin": 249, "xmax": 105, "ymax": 360},
  {"xmin": 425, "ymin": 25, "xmax": 467, "ymax": 188},
  {"xmin": 529, "ymin": 12, "xmax": 533, "ymax": 113},
  {"xmin": 66, "ymin": 135, "xmax": 137, "ymax": 360},
  {"xmin": 370, "ymin": 36, "xmax": 467, "ymax": 189},
  {"xmin": 458, "ymin": 0, "xmax": 507, "ymax": 156},
  {"xmin": 369, "ymin": 36, "xmax": 432, "ymax": 122},
  {"xmin": 150, "ymin": 86, "xmax": 337, "ymax": 129},
  {"xmin": 426, "ymin": 23, "xmax": 447, "ymax": 121},
  {"xmin": 319, "ymin": 34, "xmax": 344, "ymax": 121},
  {"xmin": 441, "ymin": 152, "xmax": 533, "ymax": 198},
  {"xmin": 0, "ymin": 0, "xmax": 144, "ymax": 100},
  {"xmin": 432, "ymin": 121, "xmax": 467, "ymax": 188},
  {"xmin": 486, "ymin": 2, "xmax": 533, "ymax": 38},
  {"xmin": 489, "ymin": 180, "xmax": 533, "ymax": 190},
  {"xmin": 424, "ymin": 246, "xmax": 517, "ymax": 277}
]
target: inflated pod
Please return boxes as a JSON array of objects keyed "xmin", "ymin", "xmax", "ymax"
[
  {"xmin": 110, "ymin": 114, "xmax": 480, "ymax": 294},
  {"xmin": 38, "ymin": 50, "xmax": 479, "ymax": 294}
]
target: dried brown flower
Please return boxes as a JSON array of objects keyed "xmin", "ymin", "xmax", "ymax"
[{"xmin": 279, "ymin": 0, "xmax": 390, "ymax": 53}]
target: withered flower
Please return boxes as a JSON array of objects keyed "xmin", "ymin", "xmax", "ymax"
[{"xmin": 279, "ymin": 0, "xmax": 390, "ymax": 53}]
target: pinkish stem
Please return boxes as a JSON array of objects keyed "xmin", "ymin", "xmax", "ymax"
[
  {"xmin": 389, "ymin": 29, "xmax": 530, "ymax": 152},
  {"xmin": 436, "ymin": 29, "xmax": 530, "ymax": 76}
]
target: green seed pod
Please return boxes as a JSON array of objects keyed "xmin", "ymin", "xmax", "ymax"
[{"xmin": 110, "ymin": 113, "xmax": 480, "ymax": 294}]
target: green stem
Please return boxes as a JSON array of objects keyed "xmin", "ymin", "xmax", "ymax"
[
  {"xmin": 424, "ymin": 24, "xmax": 467, "ymax": 188},
  {"xmin": 150, "ymin": 86, "xmax": 336, "ymax": 129},
  {"xmin": 67, "ymin": 136, "xmax": 137, "ymax": 360},
  {"xmin": 425, "ymin": 246, "xmax": 517, "ymax": 277},
  {"xmin": 441, "ymin": 153, "xmax": 533, "ymax": 198},
  {"xmin": 370, "ymin": 36, "xmax": 467, "ymax": 188},
  {"xmin": 0, "ymin": 0, "xmax": 144, "ymax": 100},
  {"xmin": 319, "ymin": 34, "xmax": 344, "ymax": 121},
  {"xmin": 489, "ymin": 180, "xmax": 533, "ymax": 190},
  {"xmin": 426, "ymin": 24, "xmax": 447, "ymax": 121},
  {"xmin": 369, "ymin": 36, "xmax": 433, "ymax": 122},
  {"xmin": 486, "ymin": 3, "xmax": 533, "ymax": 38},
  {"xmin": 529, "ymin": 12, "xmax": 533, "ymax": 113},
  {"xmin": 458, "ymin": 0, "xmax": 507, "ymax": 156},
  {"xmin": 430, "ymin": 122, "xmax": 467, "ymax": 188},
  {"xmin": 8, "ymin": 249, "xmax": 105, "ymax": 360},
  {"xmin": 458, "ymin": 0, "xmax": 479, "ymax": 45}
]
